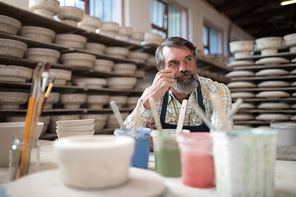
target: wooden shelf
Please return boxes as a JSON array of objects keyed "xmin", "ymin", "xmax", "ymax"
[
  {"xmin": 232, "ymin": 63, "xmax": 296, "ymax": 71},
  {"xmin": 230, "ymin": 75, "xmax": 296, "ymax": 81},
  {"xmin": 229, "ymin": 87, "xmax": 296, "ymax": 92},
  {"xmin": 231, "ymin": 51, "xmax": 296, "ymax": 61}
]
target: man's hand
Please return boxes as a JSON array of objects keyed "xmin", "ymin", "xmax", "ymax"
[{"xmin": 143, "ymin": 69, "xmax": 174, "ymax": 109}]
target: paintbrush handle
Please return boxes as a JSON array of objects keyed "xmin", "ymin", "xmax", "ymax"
[
  {"xmin": 176, "ymin": 99, "xmax": 187, "ymax": 134},
  {"xmin": 149, "ymin": 98, "xmax": 162, "ymax": 132}
]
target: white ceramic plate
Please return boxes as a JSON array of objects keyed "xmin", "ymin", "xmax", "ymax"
[
  {"xmin": 226, "ymin": 60, "xmax": 254, "ymax": 67},
  {"xmin": 255, "ymin": 114, "xmax": 290, "ymax": 121},
  {"xmin": 232, "ymin": 92, "xmax": 255, "ymax": 98},
  {"xmin": 233, "ymin": 114, "xmax": 254, "ymax": 120},
  {"xmin": 255, "ymin": 57, "xmax": 290, "ymax": 65},
  {"xmin": 256, "ymin": 91, "xmax": 290, "ymax": 98},
  {"xmin": 255, "ymin": 69, "xmax": 289, "ymax": 76},
  {"xmin": 6, "ymin": 168, "xmax": 167, "ymax": 197},
  {"xmin": 227, "ymin": 81, "xmax": 256, "ymax": 88},
  {"xmin": 257, "ymin": 81, "xmax": 290, "ymax": 87},
  {"xmin": 225, "ymin": 70, "xmax": 255, "ymax": 78},
  {"xmin": 257, "ymin": 102, "xmax": 290, "ymax": 109}
]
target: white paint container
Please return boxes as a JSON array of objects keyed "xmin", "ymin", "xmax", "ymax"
[
  {"xmin": 270, "ymin": 122, "xmax": 296, "ymax": 146},
  {"xmin": 211, "ymin": 129, "xmax": 278, "ymax": 197}
]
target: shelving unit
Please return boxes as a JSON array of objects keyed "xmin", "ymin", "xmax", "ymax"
[{"xmin": 228, "ymin": 55, "xmax": 296, "ymax": 128}]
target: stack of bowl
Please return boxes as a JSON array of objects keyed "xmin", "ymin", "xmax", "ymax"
[
  {"xmin": 129, "ymin": 31, "xmax": 144, "ymax": 45},
  {"xmin": 116, "ymin": 26, "xmax": 133, "ymax": 42},
  {"xmin": 142, "ymin": 32, "xmax": 163, "ymax": 45},
  {"xmin": 78, "ymin": 15, "xmax": 101, "ymax": 32},
  {"xmin": 93, "ymin": 59, "xmax": 114, "ymax": 73},
  {"xmin": 56, "ymin": 119, "xmax": 95, "ymax": 138},
  {"xmin": 48, "ymin": 115, "xmax": 80, "ymax": 133},
  {"xmin": 127, "ymin": 52, "xmax": 149, "ymax": 64},
  {"xmin": 105, "ymin": 47, "xmax": 130, "ymax": 59},
  {"xmin": 80, "ymin": 114, "xmax": 108, "ymax": 132},
  {"xmin": 96, "ymin": 21, "xmax": 119, "ymax": 38},
  {"xmin": 85, "ymin": 43, "xmax": 106, "ymax": 54},
  {"xmin": 57, "ymin": 6, "xmax": 84, "ymax": 27}
]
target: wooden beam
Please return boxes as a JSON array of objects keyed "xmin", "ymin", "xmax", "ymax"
[{"xmin": 216, "ymin": 0, "xmax": 272, "ymax": 13}]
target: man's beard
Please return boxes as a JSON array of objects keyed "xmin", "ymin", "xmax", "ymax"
[{"xmin": 174, "ymin": 71, "xmax": 199, "ymax": 94}]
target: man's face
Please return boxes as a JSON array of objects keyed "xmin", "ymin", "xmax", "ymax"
[{"xmin": 163, "ymin": 46, "xmax": 199, "ymax": 94}]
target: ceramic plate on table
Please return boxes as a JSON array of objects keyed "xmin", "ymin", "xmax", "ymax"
[
  {"xmin": 6, "ymin": 168, "xmax": 167, "ymax": 197},
  {"xmin": 257, "ymin": 81, "xmax": 290, "ymax": 87},
  {"xmin": 255, "ymin": 114, "xmax": 290, "ymax": 121},
  {"xmin": 257, "ymin": 102, "xmax": 290, "ymax": 109},
  {"xmin": 256, "ymin": 91, "xmax": 290, "ymax": 98},
  {"xmin": 232, "ymin": 92, "xmax": 255, "ymax": 98},
  {"xmin": 225, "ymin": 70, "xmax": 255, "ymax": 78},
  {"xmin": 227, "ymin": 81, "xmax": 256, "ymax": 88},
  {"xmin": 227, "ymin": 60, "xmax": 254, "ymax": 67},
  {"xmin": 255, "ymin": 57, "xmax": 290, "ymax": 65},
  {"xmin": 233, "ymin": 114, "xmax": 254, "ymax": 120},
  {"xmin": 255, "ymin": 69, "xmax": 289, "ymax": 76}
]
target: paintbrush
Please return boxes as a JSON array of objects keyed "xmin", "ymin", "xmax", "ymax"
[{"xmin": 40, "ymin": 76, "xmax": 56, "ymax": 115}]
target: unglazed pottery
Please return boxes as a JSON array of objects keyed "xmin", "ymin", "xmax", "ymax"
[
  {"xmin": 107, "ymin": 77, "xmax": 137, "ymax": 89},
  {"xmin": 55, "ymin": 34, "xmax": 87, "ymax": 49},
  {"xmin": 43, "ymin": 92, "xmax": 60, "ymax": 109},
  {"xmin": 112, "ymin": 63, "xmax": 137, "ymax": 75},
  {"xmin": 128, "ymin": 52, "xmax": 149, "ymax": 60},
  {"xmin": 0, "ymin": 38, "xmax": 27, "ymax": 58},
  {"xmin": 48, "ymin": 115, "xmax": 80, "ymax": 133},
  {"xmin": 100, "ymin": 22, "xmax": 120, "ymax": 33},
  {"xmin": 105, "ymin": 47, "xmax": 130, "ymax": 57},
  {"xmin": 95, "ymin": 30, "xmax": 116, "ymax": 38},
  {"xmin": 0, "ymin": 92, "xmax": 29, "ymax": 110},
  {"xmin": 80, "ymin": 114, "xmax": 108, "ymax": 131},
  {"xmin": 57, "ymin": 6, "xmax": 84, "ymax": 22},
  {"xmin": 60, "ymin": 93, "xmax": 87, "ymax": 109},
  {"xmin": 49, "ymin": 69, "xmax": 72, "ymax": 81},
  {"xmin": 0, "ymin": 65, "xmax": 32, "ymax": 82},
  {"xmin": 85, "ymin": 42, "xmax": 106, "ymax": 54},
  {"xmin": 255, "ymin": 37, "xmax": 282, "ymax": 51},
  {"xmin": 229, "ymin": 40, "xmax": 254, "ymax": 53},
  {"xmin": 78, "ymin": 15, "xmax": 101, "ymax": 29},
  {"xmin": 0, "ymin": 15, "xmax": 21, "ymax": 35},
  {"xmin": 132, "ymin": 31, "xmax": 144, "ymax": 40},
  {"xmin": 24, "ymin": 48, "xmax": 60, "ymax": 63},
  {"xmin": 94, "ymin": 59, "xmax": 114, "ymax": 73},
  {"xmin": 29, "ymin": 0, "xmax": 60, "ymax": 18},
  {"xmin": 283, "ymin": 33, "xmax": 296, "ymax": 47},
  {"xmin": 56, "ymin": 119, "xmax": 94, "ymax": 127},
  {"xmin": 118, "ymin": 26, "xmax": 133, "ymax": 36},
  {"xmin": 21, "ymin": 26, "xmax": 55, "ymax": 43},
  {"xmin": 61, "ymin": 53, "xmax": 96, "ymax": 68}
]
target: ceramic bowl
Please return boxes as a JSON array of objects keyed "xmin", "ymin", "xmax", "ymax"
[
  {"xmin": 20, "ymin": 26, "xmax": 56, "ymax": 43},
  {"xmin": 0, "ymin": 65, "xmax": 32, "ymax": 82},
  {"xmin": 57, "ymin": 6, "xmax": 84, "ymax": 22},
  {"xmin": 87, "ymin": 95, "xmax": 109, "ymax": 104},
  {"xmin": 56, "ymin": 118, "xmax": 94, "ymax": 127},
  {"xmin": 48, "ymin": 115, "xmax": 80, "ymax": 133},
  {"xmin": 0, "ymin": 15, "xmax": 21, "ymax": 35},
  {"xmin": 55, "ymin": 34, "xmax": 87, "ymax": 49},
  {"xmin": 107, "ymin": 77, "xmax": 137, "ymax": 89},
  {"xmin": 29, "ymin": 0, "xmax": 60, "ymax": 18},
  {"xmin": 60, "ymin": 94, "xmax": 87, "ymax": 109},
  {"xmin": 118, "ymin": 26, "xmax": 133, "ymax": 36},
  {"xmin": 85, "ymin": 42, "xmax": 106, "ymax": 54},
  {"xmin": 128, "ymin": 52, "xmax": 149, "ymax": 60},
  {"xmin": 61, "ymin": 53, "xmax": 96, "ymax": 68},
  {"xmin": 57, "ymin": 124, "xmax": 95, "ymax": 132},
  {"xmin": 0, "ymin": 92, "xmax": 29, "ymax": 110},
  {"xmin": 284, "ymin": 33, "xmax": 296, "ymax": 47},
  {"xmin": 134, "ymin": 70, "xmax": 146, "ymax": 77},
  {"xmin": 43, "ymin": 92, "xmax": 60, "ymax": 109},
  {"xmin": 74, "ymin": 78, "xmax": 107, "ymax": 88},
  {"xmin": 229, "ymin": 40, "xmax": 254, "ymax": 53},
  {"xmin": 53, "ymin": 135, "xmax": 135, "ymax": 189},
  {"xmin": 60, "ymin": 19, "xmax": 78, "ymax": 27},
  {"xmin": 94, "ymin": 59, "xmax": 114, "ymax": 73},
  {"xmin": 144, "ymin": 32, "xmax": 163, "ymax": 43},
  {"xmin": 132, "ymin": 31, "xmax": 144, "ymax": 40},
  {"xmin": 112, "ymin": 63, "xmax": 137, "ymax": 75},
  {"xmin": 115, "ymin": 34, "xmax": 129, "ymax": 42},
  {"xmin": 80, "ymin": 114, "xmax": 108, "ymax": 131},
  {"xmin": 96, "ymin": 30, "xmax": 116, "ymax": 38},
  {"xmin": 255, "ymin": 37, "xmax": 282, "ymax": 51},
  {"xmin": 24, "ymin": 48, "xmax": 60, "ymax": 63},
  {"xmin": 105, "ymin": 47, "xmax": 130, "ymax": 57},
  {"xmin": 100, "ymin": 22, "xmax": 120, "ymax": 33},
  {"xmin": 0, "ymin": 121, "xmax": 44, "ymax": 167},
  {"xmin": 78, "ymin": 15, "xmax": 101, "ymax": 28},
  {"xmin": 0, "ymin": 38, "xmax": 27, "ymax": 58},
  {"xmin": 56, "ymin": 130, "xmax": 95, "ymax": 138},
  {"xmin": 49, "ymin": 69, "xmax": 72, "ymax": 81}
]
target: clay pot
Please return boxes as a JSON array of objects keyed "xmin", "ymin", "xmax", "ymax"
[
  {"xmin": 105, "ymin": 47, "xmax": 130, "ymax": 57},
  {"xmin": 60, "ymin": 93, "xmax": 87, "ymax": 109},
  {"xmin": 112, "ymin": 63, "xmax": 137, "ymax": 75},
  {"xmin": 85, "ymin": 42, "xmax": 106, "ymax": 54},
  {"xmin": 0, "ymin": 15, "xmax": 21, "ymax": 35},
  {"xmin": 100, "ymin": 22, "xmax": 119, "ymax": 33}
]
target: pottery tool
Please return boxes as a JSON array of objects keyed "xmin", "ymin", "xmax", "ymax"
[
  {"xmin": 227, "ymin": 98, "xmax": 243, "ymax": 119},
  {"xmin": 40, "ymin": 76, "xmax": 56, "ymax": 115},
  {"xmin": 18, "ymin": 62, "xmax": 51, "ymax": 177},
  {"xmin": 176, "ymin": 99, "xmax": 187, "ymax": 134},
  {"xmin": 191, "ymin": 102, "xmax": 214, "ymax": 131},
  {"xmin": 132, "ymin": 99, "xmax": 143, "ymax": 134},
  {"xmin": 110, "ymin": 101, "xmax": 127, "ymax": 132},
  {"xmin": 210, "ymin": 93, "xmax": 232, "ymax": 133},
  {"xmin": 149, "ymin": 98, "xmax": 162, "ymax": 132}
]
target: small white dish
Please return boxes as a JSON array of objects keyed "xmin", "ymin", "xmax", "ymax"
[
  {"xmin": 257, "ymin": 102, "xmax": 290, "ymax": 109},
  {"xmin": 227, "ymin": 60, "xmax": 254, "ymax": 67},
  {"xmin": 227, "ymin": 81, "xmax": 256, "ymax": 88},
  {"xmin": 255, "ymin": 69, "xmax": 289, "ymax": 76},
  {"xmin": 255, "ymin": 57, "xmax": 289, "ymax": 65},
  {"xmin": 225, "ymin": 70, "xmax": 255, "ymax": 78},
  {"xmin": 56, "ymin": 119, "xmax": 95, "ymax": 127},
  {"xmin": 255, "ymin": 114, "xmax": 290, "ymax": 121},
  {"xmin": 257, "ymin": 81, "xmax": 290, "ymax": 87},
  {"xmin": 231, "ymin": 92, "xmax": 255, "ymax": 98},
  {"xmin": 238, "ymin": 103, "xmax": 255, "ymax": 109},
  {"xmin": 233, "ymin": 114, "xmax": 254, "ymax": 120}
]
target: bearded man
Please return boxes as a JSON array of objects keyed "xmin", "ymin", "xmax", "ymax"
[{"xmin": 124, "ymin": 37, "xmax": 232, "ymax": 132}]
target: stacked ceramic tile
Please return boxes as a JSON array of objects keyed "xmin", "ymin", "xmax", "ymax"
[
  {"xmin": 55, "ymin": 119, "xmax": 95, "ymax": 138},
  {"xmin": 57, "ymin": 6, "xmax": 84, "ymax": 27}
]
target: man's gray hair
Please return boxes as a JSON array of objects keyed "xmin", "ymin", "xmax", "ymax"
[{"xmin": 155, "ymin": 37, "xmax": 197, "ymax": 71}]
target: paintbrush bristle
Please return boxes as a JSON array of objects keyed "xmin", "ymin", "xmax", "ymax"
[{"xmin": 42, "ymin": 62, "xmax": 51, "ymax": 72}]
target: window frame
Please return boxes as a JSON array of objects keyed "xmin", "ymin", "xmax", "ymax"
[{"xmin": 203, "ymin": 19, "xmax": 223, "ymax": 55}]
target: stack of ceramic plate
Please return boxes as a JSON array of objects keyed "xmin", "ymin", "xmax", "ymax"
[
  {"xmin": 255, "ymin": 68, "xmax": 289, "ymax": 76},
  {"xmin": 87, "ymin": 95, "xmax": 109, "ymax": 109},
  {"xmin": 73, "ymin": 77, "xmax": 107, "ymax": 89},
  {"xmin": 60, "ymin": 93, "xmax": 87, "ymax": 109},
  {"xmin": 80, "ymin": 114, "xmax": 108, "ymax": 132},
  {"xmin": 57, "ymin": 6, "xmax": 84, "ymax": 27},
  {"xmin": 227, "ymin": 81, "xmax": 256, "ymax": 88},
  {"xmin": 226, "ymin": 60, "xmax": 254, "ymax": 68},
  {"xmin": 257, "ymin": 81, "xmax": 290, "ymax": 87},
  {"xmin": 255, "ymin": 57, "xmax": 289, "ymax": 65},
  {"xmin": 55, "ymin": 119, "xmax": 95, "ymax": 138},
  {"xmin": 255, "ymin": 91, "xmax": 290, "ymax": 98},
  {"xmin": 257, "ymin": 102, "xmax": 290, "ymax": 109},
  {"xmin": 225, "ymin": 70, "xmax": 255, "ymax": 78},
  {"xmin": 48, "ymin": 115, "xmax": 80, "ymax": 133}
]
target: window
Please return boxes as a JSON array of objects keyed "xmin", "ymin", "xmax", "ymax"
[
  {"xmin": 58, "ymin": 0, "xmax": 119, "ymax": 23},
  {"xmin": 203, "ymin": 21, "xmax": 223, "ymax": 55},
  {"xmin": 151, "ymin": 0, "xmax": 187, "ymax": 39}
]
